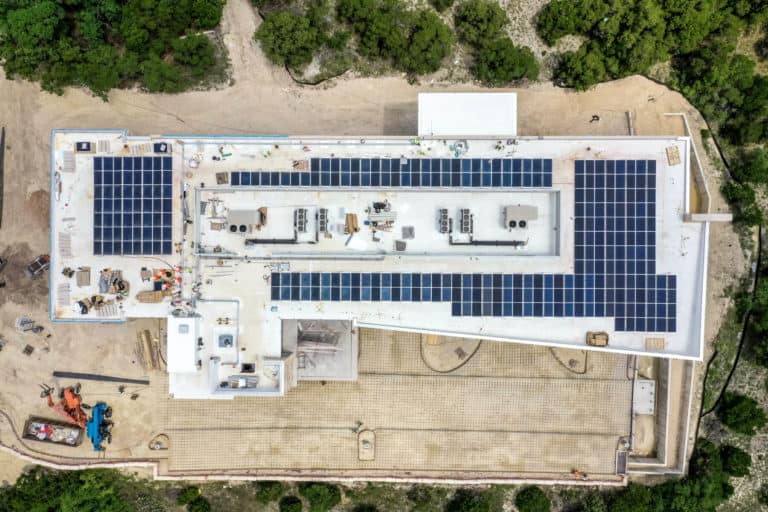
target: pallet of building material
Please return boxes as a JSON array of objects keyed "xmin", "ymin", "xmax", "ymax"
[
  {"xmin": 135, "ymin": 290, "xmax": 171, "ymax": 303},
  {"xmin": 136, "ymin": 329, "xmax": 161, "ymax": 371},
  {"xmin": 344, "ymin": 213, "xmax": 360, "ymax": 234}
]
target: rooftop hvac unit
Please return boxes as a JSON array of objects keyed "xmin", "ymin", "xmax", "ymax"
[
  {"xmin": 459, "ymin": 208, "xmax": 472, "ymax": 234},
  {"xmin": 294, "ymin": 208, "xmax": 308, "ymax": 233},
  {"xmin": 318, "ymin": 208, "xmax": 329, "ymax": 233},
  {"xmin": 438, "ymin": 208, "xmax": 449, "ymax": 234}
]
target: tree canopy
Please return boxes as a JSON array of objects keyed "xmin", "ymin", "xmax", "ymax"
[
  {"xmin": 256, "ymin": 12, "xmax": 322, "ymax": 69},
  {"xmin": 473, "ymin": 37, "xmax": 539, "ymax": 85},
  {"xmin": 0, "ymin": 0, "xmax": 226, "ymax": 98}
]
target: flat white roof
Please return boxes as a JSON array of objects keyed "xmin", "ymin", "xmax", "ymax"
[
  {"xmin": 418, "ymin": 93, "xmax": 517, "ymax": 137},
  {"xmin": 166, "ymin": 316, "xmax": 198, "ymax": 374},
  {"xmin": 49, "ymin": 129, "xmax": 707, "ymax": 399}
]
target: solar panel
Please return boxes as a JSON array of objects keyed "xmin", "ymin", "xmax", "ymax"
[
  {"xmin": 93, "ymin": 156, "xmax": 173, "ymax": 255},
  {"xmin": 231, "ymin": 157, "xmax": 553, "ymax": 189},
  {"xmin": 267, "ymin": 159, "xmax": 677, "ymax": 334}
]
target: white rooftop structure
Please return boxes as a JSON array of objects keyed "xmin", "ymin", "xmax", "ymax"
[
  {"xmin": 418, "ymin": 92, "xmax": 517, "ymax": 136},
  {"xmin": 49, "ymin": 94, "xmax": 709, "ymax": 399}
]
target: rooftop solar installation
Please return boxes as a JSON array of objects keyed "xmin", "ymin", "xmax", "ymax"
[
  {"xmin": 231, "ymin": 157, "xmax": 553, "ymax": 188},
  {"xmin": 93, "ymin": 156, "xmax": 173, "ymax": 255},
  {"xmin": 269, "ymin": 159, "xmax": 677, "ymax": 333}
]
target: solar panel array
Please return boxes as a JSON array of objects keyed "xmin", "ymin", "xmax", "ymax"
[
  {"xmin": 93, "ymin": 156, "xmax": 173, "ymax": 255},
  {"xmin": 575, "ymin": 159, "xmax": 674, "ymax": 332},
  {"xmin": 231, "ymin": 157, "xmax": 552, "ymax": 188},
  {"xmin": 268, "ymin": 159, "xmax": 678, "ymax": 333}
]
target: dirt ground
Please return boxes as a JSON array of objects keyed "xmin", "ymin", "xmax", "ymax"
[{"xmin": 0, "ymin": 0, "xmax": 744, "ymax": 484}]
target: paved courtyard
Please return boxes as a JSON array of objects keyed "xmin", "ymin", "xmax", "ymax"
[{"xmin": 161, "ymin": 330, "xmax": 632, "ymax": 479}]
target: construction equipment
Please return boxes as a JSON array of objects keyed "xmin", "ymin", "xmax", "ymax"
[
  {"xmin": 39, "ymin": 383, "xmax": 89, "ymax": 429},
  {"xmin": 23, "ymin": 416, "xmax": 84, "ymax": 447},
  {"xmin": 86, "ymin": 402, "xmax": 113, "ymax": 451},
  {"xmin": 26, "ymin": 255, "xmax": 50, "ymax": 279}
]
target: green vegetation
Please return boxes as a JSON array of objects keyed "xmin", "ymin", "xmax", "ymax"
[
  {"xmin": 514, "ymin": 486, "xmax": 550, "ymax": 512},
  {"xmin": 337, "ymin": 0, "xmax": 455, "ymax": 75},
  {"xmin": 0, "ymin": 467, "xmax": 130, "ymax": 512},
  {"xmin": 256, "ymin": 12, "xmax": 321, "ymax": 70},
  {"xmin": 177, "ymin": 485, "xmax": 202, "ymax": 505},
  {"xmin": 445, "ymin": 488, "xmax": 501, "ymax": 512},
  {"xmin": 454, "ymin": 0, "xmax": 507, "ymax": 47},
  {"xmin": 298, "ymin": 482, "xmax": 342, "ymax": 512},
  {"xmin": 430, "ymin": 0, "xmax": 455, "ymax": 13},
  {"xmin": 407, "ymin": 485, "xmax": 450, "ymax": 511},
  {"xmin": 280, "ymin": 495, "xmax": 304, "ymax": 512},
  {"xmin": 720, "ymin": 444, "xmax": 752, "ymax": 477},
  {"xmin": 255, "ymin": 480, "xmax": 286, "ymax": 503},
  {"xmin": 474, "ymin": 38, "xmax": 539, "ymax": 85},
  {"xmin": 717, "ymin": 392, "xmax": 767, "ymax": 434},
  {"xmin": 453, "ymin": 0, "xmax": 539, "ymax": 85},
  {"xmin": 0, "ymin": 0, "xmax": 226, "ymax": 98},
  {"xmin": 579, "ymin": 491, "xmax": 607, "ymax": 512},
  {"xmin": 702, "ymin": 279, "xmax": 752, "ymax": 411}
]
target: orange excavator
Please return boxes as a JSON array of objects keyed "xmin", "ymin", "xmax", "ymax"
[{"xmin": 39, "ymin": 383, "xmax": 90, "ymax": 429}]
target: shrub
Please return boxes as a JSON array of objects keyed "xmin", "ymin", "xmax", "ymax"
[
  {"xmin": 298, "ymin": 482, "xmax": 342, "ymax": 512},
  {"xmin": 140, "ymin": 56, "xmax": 186, "ymax": 93},
  {"xmin": 721, "ymin": 181, "xmax": 763, "ymax": 226},
  {"xmin": 407, "ymin": 485, "xmax": 446, "ymax": 511},
  {"xmin": 579, "ymin": 491, "xmax": 607, "ymax": 512},
  {"xmin": 398, "ymin": 10, "xmax": 455, "ymax": 74},
  {"xmin": 173, "ymin": 35, "xmax": 217, "ymax": 79},
  {"xmin": 720, "ymin": 445, "xmax": 752, "ymax": 476},
  {"xmin": 454, "ymin": 0, "xmax": 508, "ymax": 47},
  {"xmin": 717, "ymin": 392, "xmax": 767, "ymax": 435},
  {"xmin": 351, "ymin": 505, "xmax": 379, "ymax": 512},
  {"xmin": 177, "ymin": 486, "xmax": 201, "ymax": 505},
  {"xmin": 445, "ymin": 489, "xmax": 494, "ymax": 512},
  {"xmin": 473, "ymin": 37, "xmax": 539, "ymax": 85},
  {"xmin": 280, "ymin": 495, "xmax": 304, "ymax": 512},
  {"xmin": 514, "ymin": 486, "xmax": 550, "ymax": 512},
  {"xmin": 255, "ymin": 480, "xmax": 285, "ymax": 503},
  {"xmin": 187, "ymin": 496, "xmax": 212, "ymax": 512},
  {"xmin": 430, "ymin": 0, "xmax": 455, "ymax": 12},
  {"xmin": 255, "ymin": 11, "xmax": 321, "ymax": 69},
  {"xmin": 759, "ymin": 483, "xmax": 768, "ymax": 505},
  {"xmin": 607, "ymin": 483, "xmax": 652, "ymax": 512}
]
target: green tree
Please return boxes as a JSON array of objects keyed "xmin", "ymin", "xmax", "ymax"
[
  {"xmin": 717, "ymin": 392, "xmax": 767, "ymax": 435},
  {"xmin": 141, "ymin": 55, "xmax": 186, "ymax": 93},
  {"xmin": 514, "ymin": 486, "xmax": 550, "ymax": 512},
  {"xmin": 430, "ymin": 0, "xmax": 455, "ymax": 12},
  {"xmin": 298, "ymin": 482, "xmax": 342, "ymax": 512},
  {"xmin": 454, "ymin": 0, "xmax": 508, "ymax": 47},
  {"xmin": 445, "ymin": 488, "xmax": 495, "ymax": 512},
  {"xmin": 721, "ymin": 181, "xmax": 762, "ymax": 226},
  {"xmin": 398, "ymin": 11, "xmax": 454, "ymax": 74},
  {"xmin": 473, "ymin": 37, "xmax": 538, "ymax": 85},
  {"xmin": 255, "ymin": 480, "xmax": 285, "ymax": 503},
  {"xmin": 192, "ymin": 0, "xmax": 225, "ymax": 28},
  {"xmin": 173, "ymin": 35, "xmax": 217, "ymax": 78},
  {"xmin": 407, "ymin": 485, "xmax": 447, "ymax": 512},
  {"xmin": 178, "ymin": 485, "xmax": 201, "ymax": 505},
  {"xmin": 579, "ymin": 492, "xmax": 607, "ymax": 512},
  {"xmin": 280, "ymin": 495, "xmax": 304, "ymax": 512},
  {"xmin": 555, "ymin": 43, "xmax": 608, "ymax": 90},
  {"xmin": 720, "ymin": 445, "xmax": 752, "ymax": 477},
  {"xmin": 78, "ymin": 45, "xmax": 121, "ymax": 98},
  {"xmin": 256, "ymin": 11, "xmax": 321, "ymax": 69},
  {"xmin": 0, "ymin": 468, "xmax": 130, "ymax": 512},
  {"xmin": 607, "ymin": 483, "xmax": 652, "ymax": 512},
  {"xmin": 188, "ymin": 496, "xmax": 212, "ymax": 512}
]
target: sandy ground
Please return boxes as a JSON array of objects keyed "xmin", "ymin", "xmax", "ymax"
[{"xmin": 0, "ymin": 0, "xmax": 745, "ymax": 484}]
